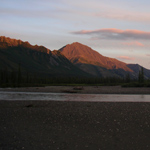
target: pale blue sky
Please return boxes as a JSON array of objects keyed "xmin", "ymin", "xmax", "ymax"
[{"xmin": 0, "ymin": 0, "xmax": 150, "ymax": 69}]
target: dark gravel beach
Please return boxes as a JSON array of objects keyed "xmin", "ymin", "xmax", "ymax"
[
  {"xmin": 0, "ymin": 100, "xmax": 150, "ymax": 150},
  {"xmin": 0, "ymin": 85, "xmax": 150, "ymax": 94}
]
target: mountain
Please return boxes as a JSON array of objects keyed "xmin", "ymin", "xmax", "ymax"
[
  {"xmin": 59, "ymin": 42, "xmax": 135, "ymax": 78},
  {"xmin": 127, "ymin": 64, "xmax": 150, "ymax": 79},
  {"xmin": 0, "ymin": 36, "xmax": 50, "ymax": 54},
  {"xmin": 0, "ymin": 36, "xmax": 90, "ymax": 77},
  {"xmin": 60, "ymin": 42, "xmax": 150, "ymax": 79},
  {"xmin": 59, "ymin": 42, "xmax": 132, "ymax": 71},
  {"xmin": 1, "ymin": 36, "xmax": 150, "ymax": 79}
]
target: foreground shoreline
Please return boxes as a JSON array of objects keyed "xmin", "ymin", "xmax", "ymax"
[
  {"xmin": 0, "ymin": 100, "xmax": 150, "ymax": 150},
  {"xmin": 0, "ymin": 85, "xmax": 150, "ymax": 94},
  {"xmin": 1, "ymin": 86, "xmax": 150, "ymax": 149}
]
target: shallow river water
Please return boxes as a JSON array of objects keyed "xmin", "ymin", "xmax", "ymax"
[{"xmin": 0, "ymin": 91, "xmax": 150, "ymax": 102}]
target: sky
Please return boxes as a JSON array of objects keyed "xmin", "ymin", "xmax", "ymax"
[{"xmin": 0, "ymin": 0, "xmax": 150, "ymax": 69}]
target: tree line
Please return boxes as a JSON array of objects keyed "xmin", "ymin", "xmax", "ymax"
[{"xmin": 0, "ymin": 66, "xmax": 149, "ymax": 87}]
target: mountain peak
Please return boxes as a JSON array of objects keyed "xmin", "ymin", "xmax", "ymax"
[
  {"xmin": 60, "ymin": 42, "xmax": 98, "ymax": 61},
  {"xmin": 71, "ymin": 42, "xmax": 81, "ymax": 44},
  {"xmin": 0, "ymin": 36, "xmax": 23, "ymax": 47},
  {"xmin": 0, "ymin": 36, "xmax": 51, "ymax": 54},
  {"xmin": 67, "ymin": 42, "xmax": 92, "ymax": 48},
  {"xmin": 71, "ymin": 42, "xmax": 86, "ymax": 46},
  {"xmin": 60, "ymin": 42, "xmax": 132, "ymax": 72}
]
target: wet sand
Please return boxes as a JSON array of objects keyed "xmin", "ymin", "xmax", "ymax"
[
  {"xmin": 0, "ymin": 100, "xmax": 150, "ymax": 150},
  {"xmin": 0, "ymin": 85, "xmax": 150, "ymax": 94}
]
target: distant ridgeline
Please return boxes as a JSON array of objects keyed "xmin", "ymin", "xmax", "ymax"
[{"xmin": 0, "ymin": 36, "xmax": 150, "ymax": 87}]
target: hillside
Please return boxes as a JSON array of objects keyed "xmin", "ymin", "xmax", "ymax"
[
  {"xmin": 127, "ymin": 64, "xmax": 150, "ymax": 79},
  {"xmin": 0, "ymin": 36, "xmax": 90, "ymax": 77},
  {"xmin": 60, "ymin": 42, "xmax": 132, "ymax": 71},
  {"xmin": 60, "ymin": 42, "xmax": 134, "ymax": 78},
  {"xmin": 1, "ymin": 36, "xmax": 150, "ymax": 80}
]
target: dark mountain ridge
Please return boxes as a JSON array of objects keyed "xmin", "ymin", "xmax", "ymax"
[
  {"xmin": 1, "ymin": 36, "xmax": 150, "ymax": 79},
  {"xmin": 0, "ymin": 36, "xmax": 50, "ymax": 54},
  {"xmin": 0, "ymin": 36, "xmax": 90, "ymax": 77},
  {"xmin": 127, "ymin": 64, "xmax": 150, "ymax": 80}
]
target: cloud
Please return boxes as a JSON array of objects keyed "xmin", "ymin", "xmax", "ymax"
[
  {"xmin": 72, "ymin": 28, "xmax": 150, "ymax": 40},
  {"xmin": 117, "ymin": 56, "xmax": 135, "ymax": 60},
  {"xmin": 0, "ymin": 7, "xmax": 63, "ymax": 19},
  {"xmin": 57, "ymin": 0, "xmax": 150, "ymax": 23},
  {"xmin": 93, "ymin": 11, "xmax": 150, "ymax": 23},
  {"xmin": 122, "ymin": 41, "xmax": 144, "ymax": 47},
  {"xmin": 1, "ymin": 0, "xmax": 150, "ymax": 28}
]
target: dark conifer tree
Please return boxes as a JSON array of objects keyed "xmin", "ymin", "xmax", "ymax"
[
  {"xmin": 138, "ymin": 67, "xmax": 144, "ymax": 83},
  {"xmin": 141, "ymin": 67, "xmax": 144, "ymax": 83},
  {"xmin": 11, "ymin": 70, "xmax": 17, "ymax": 87},
  {"xmin": 125, "ymin": 73, "xmax": 131, "ymax": 83},
  {"xmin": 18, "ymin": 63, "xmax": 22, "ymax": 86}
]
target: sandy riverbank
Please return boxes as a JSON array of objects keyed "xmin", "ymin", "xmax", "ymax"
[
  {"xmin": 0, "ymin": 101, "xmax": 150, "ymax": 150},
  {"xmin": 0, "ymin": 85, "xmax": 150, "ymax": 94}
]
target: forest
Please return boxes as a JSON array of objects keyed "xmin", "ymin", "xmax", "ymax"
[{"xmin": 0, "ymin": 65, "xmax": 150, "ymax": 88}]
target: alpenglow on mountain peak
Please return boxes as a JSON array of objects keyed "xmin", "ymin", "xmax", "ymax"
[{"xmin": 59, "ymin": 42, "xmax": 132, "ymax": 72}]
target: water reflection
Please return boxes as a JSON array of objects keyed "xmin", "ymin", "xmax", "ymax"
[{"xmin": 0, "ymin": 92, "xmax": 150, "ymax": 102}]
